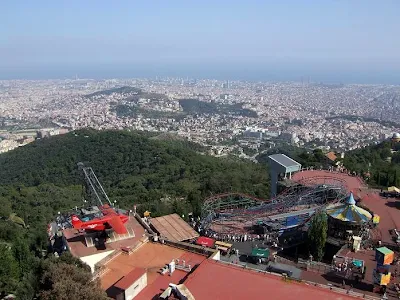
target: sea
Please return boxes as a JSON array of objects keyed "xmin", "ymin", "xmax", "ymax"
[{"xmin": 0, "ymin": 63, "xmax": 398, "ymax": 85}]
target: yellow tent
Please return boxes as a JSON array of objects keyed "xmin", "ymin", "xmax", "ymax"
[
  {"xmin": 144, "ymin": 211, "xmax": 151, "ymax": 217},
  {"xmin": 388, "ymin": 186, "xmax": 400, "ymax": 193}
]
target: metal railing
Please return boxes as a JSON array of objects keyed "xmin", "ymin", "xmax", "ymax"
[{"xmin": 216, "ymin": 259, "xmax": 380, "ymax": 300}]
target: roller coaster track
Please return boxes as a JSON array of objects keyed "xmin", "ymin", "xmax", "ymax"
[
  {"xmin": 202, "ymin": 183, "xmax": 346, "ymax": 214},
  {"xmin": 200, "ymin": 179, "xmax": 349, "ymax": 234},
  {"xmin": 202, "ymin": 184, "xmax": 299, "ymax": 212}
]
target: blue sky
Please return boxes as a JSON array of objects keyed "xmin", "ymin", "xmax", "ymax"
[{"xmin": 1, "ymin": 1, "xmax": 399, "ymax": 80}]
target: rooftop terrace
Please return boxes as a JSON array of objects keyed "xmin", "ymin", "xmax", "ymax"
[
  {"xmin": 100, "ymin": 242, "xmax": 207, "ymax": 299},
  {"xmin": 185, "ymin": 259, "xmax": 359, "ymax": 300},
  {"xmin": 63, "ymin": 216, "xmax": 146, "ymax": 259}
]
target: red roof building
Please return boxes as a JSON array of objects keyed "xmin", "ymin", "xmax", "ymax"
[
  {"xmin": 184, "ymin": 259, "xmax": 359, "ymax": 300},
  {"xmin": 326, "ymin": 151, "xmax": 338, "ymax": 162},
  {"xmin": 114, "ymin": 268, "xmax": 146, "ymax": 290},
  {"xmin": 111, "ymin": 268, "xmax": 147, "ymax": 300},
  {"xmin": 100, "ymin": 242, "xmax": 207, "ymax": 299}
]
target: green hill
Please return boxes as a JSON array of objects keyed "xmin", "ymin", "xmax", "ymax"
[
  {"xmin": 0, "ymin": 129, "xmax": 269, "ymax": 215},
  {"xmin": 179, "ymin": 98, "xmax": 258, "ymax": 117},
  {"xmin": 343, "ymin": 140, "xmax": 400, "ymax": 187},
  {"xmin": 0, "ymin": 129, "xmax": 269, "ymax": 297}
]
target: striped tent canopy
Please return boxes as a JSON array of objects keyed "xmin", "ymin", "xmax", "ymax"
[{"xmin": 326, "ymin": 193, "xmax": 372, "ymax": 224}]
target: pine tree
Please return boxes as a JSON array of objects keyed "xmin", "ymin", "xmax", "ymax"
[{"xmin": 308, "ymin": 211, "xmax": 328, "ymax": 261}]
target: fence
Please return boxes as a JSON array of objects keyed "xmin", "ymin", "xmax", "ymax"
[
  {"xmin": 299, "ymin": 167, "xmax": 368, "ymax": 188},
  {"xmin": 275, "ymin": 255, "xmax": 296, "ymax": 266},
  {"xmin": 163, "ymin": 239, "xmax": 215, "ymax": 257},
  {"xmin": 134, "ymin": 213, "xmax": 155, "ymax": 235},
  {"xmin": 302, "ymin": 280, "xmax": 380, "ymax": 300},
  {"xmin": 297, "ymin": 258, "xmax": 334, "ymax": 274},
  {"xmin": 216, "ymin": 259, "xmax": 380, "ymax": 300}
]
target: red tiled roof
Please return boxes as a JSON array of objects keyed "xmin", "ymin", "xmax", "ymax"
[
  {"xmin": 326, "ymin": 151, "xmax": 337, "ymax": 162},
  {"xmin": 100, "ymin": 242, "xmax": 207, "ymax": 295},
  {"xmin": 184, "ymin": 259, "xmax": 358, "ymax": 300},
  {"xmin": 113, "ymin": 246, "xmax": 206, "ymax": 300},
  {"xmin": 114, "ymin": 267, "xmax": 146, "ymax": 290},
  {"xmin": 135, "ymin": 268, "xmax": 188, "ymax": 299}
]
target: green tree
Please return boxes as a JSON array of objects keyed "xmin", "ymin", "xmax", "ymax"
[
  {"xmin": 313, "ymin": 149, "xmax": 325, "ymax": 162},
  {"xmin": 0, "ymin": 197, "xmax": 12, "ymax": 218},
  {"xmin": 39, "ymin": 253, "xmax": 108, "ymax": 300},
  {"xmin": 380, "ymin": 147, "xmax": 392, "ymax": 160},
  {"xmin": 0, "ymin": 244, "xmax": 19, "ymax": 294},
  {"xmin": 187, "ymin": 190, "xmax": 202, "ymax": 217},
  {"xmin": 12, "ymin": 236, "xmax": 31, "ymax": 278},
  {"xmin": 392, "ymin": 152, "xmax": 400, "ymax": 164},
  {"xmin": 395, "ymin": 169, "xmax": 400, "ymax": 187},
  {"xmin": 308, "ymin": 211, "xmax": 328, "ymax": 261}
]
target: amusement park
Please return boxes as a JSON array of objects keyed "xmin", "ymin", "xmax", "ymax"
[
  {"xmin": 194, "ymin": 154, "xmax": 400, "ymax": 298},
  {"xmin": 47, "ymin": 154, "xmax": 400, "ymax": 300}
]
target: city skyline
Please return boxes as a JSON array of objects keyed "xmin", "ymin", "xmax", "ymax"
[
  {"xmin": 1, "ymin": 77, "xmax": 399, "ymax": 155},
  {"xmin": 1, "ymin": 1, "xmax": 399, "ymax": 84}
]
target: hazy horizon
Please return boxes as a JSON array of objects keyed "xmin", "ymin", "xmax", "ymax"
[
  {"xmin": 1, "ymin": 1, "xmax": 399, "ymax": 84},
  {"xmin": 1, "ymin": 63, "xmax": 399, "ymax": 85}
]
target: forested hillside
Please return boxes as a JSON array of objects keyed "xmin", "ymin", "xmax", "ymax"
[
  {"xmin": 178, "ymin": 99, "xmax": 257, "ymax": 117},
  {"xmin": 0, "ymin": 129, "xmax": 269, "ymax": 215},
  {"xmin": 343, "ymin": 140, "xmax": 400, "ymax": 187},
  {"xmin": 0, "ymin": 129, "xmax": 269, "ymax": 298}
]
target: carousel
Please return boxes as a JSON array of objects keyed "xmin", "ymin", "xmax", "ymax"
[{"xmin": 326, "ymin": 193, "xmax": 373, "ymax": 240}]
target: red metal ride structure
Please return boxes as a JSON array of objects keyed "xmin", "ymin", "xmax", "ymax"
[
  {"xmin": 71, "ymin": 204, "xmax": 129, "ymax": 234},
  {"xmin": 72, "ymin": 162, "xmax": 130, "ymax": 235}
]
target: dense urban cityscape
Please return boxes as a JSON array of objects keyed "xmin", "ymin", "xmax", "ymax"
[
  {"xmin": 3, "ymin": 1, "xmax": 400, "ymax": 299},
  {"xmin": 1, "ymin": 78, "xmax": 399, "ymax": 155}
]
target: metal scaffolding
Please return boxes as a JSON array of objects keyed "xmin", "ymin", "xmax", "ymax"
[{"xmin": 77, "ymin": 162, "xmax": 113, "ymax": 207}]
